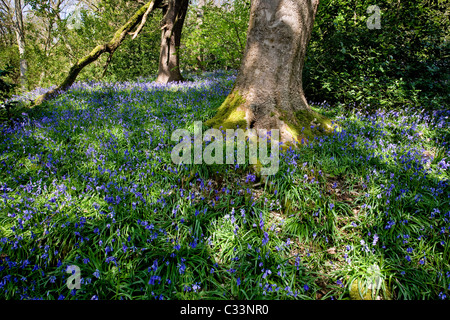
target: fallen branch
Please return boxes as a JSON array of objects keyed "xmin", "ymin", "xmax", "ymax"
[{"xmin": 32, "ymin": 0, "xmax": 162, "ymax": 107}]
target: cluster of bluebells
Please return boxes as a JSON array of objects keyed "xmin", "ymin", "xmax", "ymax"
[
  {"xmin": 0, "ymin": 71, "xmax": 448, "ymax": 300},
  {"xmin": 276, "ymin": 102, "xmax": 449, "ymax": 297}
]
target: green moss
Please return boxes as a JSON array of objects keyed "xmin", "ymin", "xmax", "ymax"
[
  {"xmin": 296, "ymin": 108, "xmax": 334, "ymax": 134},
  {"xmin": 206, "ymin": 94, "xmax": 338, "ymax": 146},
  {"xmin": 349, "ymin": 280, "xmax": 374, "ymax": 300},
  {"xmin": 205, "ymin": 90, "xmax": 247, "ymax": 130},
  {"xmin": 349, "ymin": 279, "xmax": 392, "ymax": 300}
]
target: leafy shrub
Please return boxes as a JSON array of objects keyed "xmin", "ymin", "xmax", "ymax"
[
  {"xmin": 0, "ymin": 65, "xmax": 16, "ymax": 102},
  {"xmin": 304, "ymin": 0, "xmax": 449, "ymax": 110}
]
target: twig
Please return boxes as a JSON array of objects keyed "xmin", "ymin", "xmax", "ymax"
[{"xmin": 102, "ymin": 51, "xmax": 115, "ymax": 78}]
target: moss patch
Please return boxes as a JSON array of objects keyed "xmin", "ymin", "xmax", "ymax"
[
  {"xmin": 281, "ymin": 108, "xmax": 338, "ymax": 144},
  {"xmin": 205, "ymin": 94, "xmax": 338, "ymax": 147},
  {"xmin": 349, "ymin": 279, "xmax": 392, "ymax": 300},
  {"xmin": 205, "ymin": 90, "xmax": 247, "ymax": 130}
]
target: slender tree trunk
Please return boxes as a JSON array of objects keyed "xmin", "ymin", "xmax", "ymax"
[
  {"xmin": 156, "ymin": 0, "xmax": 189, "ymax": 83},
  {"xmin": 195, "ymin": 0, "xmax": 206, "ymax": 72},
  {"xmin": 38, "ymin": 70, "xmax": 45, "ymax": 87},
  {"xmin": 206, "ymin": 0, "xmax": 333, "ymax": 144},
  {"xmin": 14, "ymin": 0, "xmax": 27, "ymax": 91}
]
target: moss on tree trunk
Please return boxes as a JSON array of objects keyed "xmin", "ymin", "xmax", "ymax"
[{"xmin": 204, "ymin": 91, "xmax": 247, "ymax": 129}]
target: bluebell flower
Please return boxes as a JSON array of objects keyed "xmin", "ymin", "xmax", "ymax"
[{"xmin": 262, "ymin": 232, "xmax": 269, "ymax": 246}]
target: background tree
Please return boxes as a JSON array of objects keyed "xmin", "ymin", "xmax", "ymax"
[
  {"xmin": 156, "ymin": 0, "xmax": 189, "ymax": 83},
  {"xmin": 33, "ymin": 0, "xmax": 164, "ymax": 105},
  {"xmin": 0, "ymin": 0, "xmax": 19, "ymax": 89},
  {"xmin": 13, "ymin": 0, "xmax": 27, "ymax": 90},
  {"xmin": 26, "ymin": 0, "xmax": 75, "ymax": 87},
  {"xmin": 182, "ymin": 0, "xmax": 249, "ymax": 72}
]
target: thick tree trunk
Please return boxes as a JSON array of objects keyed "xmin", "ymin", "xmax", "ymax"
[
  {"xmin": 14, "ymin": 0, "xmax": 27, "ymax": 91},
  {"xmin": 206, "ymin": 0, "xmax": 333, "ymax": 143},
  {"xmin": 156, "ymin": 0, "xmax": 189, "ymax": 83}
]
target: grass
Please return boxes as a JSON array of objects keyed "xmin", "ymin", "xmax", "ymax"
[{"xmin": 0, "ymin": 70, "xmax": 449, "ymax": 300}]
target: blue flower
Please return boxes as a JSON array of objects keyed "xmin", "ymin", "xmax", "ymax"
[
  {"xmin": 192, "ymin": 283, "xmax": 201, "ymax": 292},
  {"xmin": 262, "ymin": 232, "xmax": 269, "ymax": 246},
  {"xmin": 372, "ymin": 234, "xmax": 379, "ymax": 246},
  {"xmin": 149, "ymin": 275, "xmax": 161, "ymax": 285},
  {"xmin": 178, "ymin": 262, "xmax": 186, "ymax": 274}
]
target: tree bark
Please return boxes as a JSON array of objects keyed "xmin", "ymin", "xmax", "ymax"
[
  {"xmin": 206, "ymin": 0, "xmax": 333, "ymax": 144},
  {"xmin": 156, "ymin": 0, "xmax": 189, "ymax": 83},
  {"xmin": 14, "ymin": 0, "xmax": 27, "ymax": 91}
]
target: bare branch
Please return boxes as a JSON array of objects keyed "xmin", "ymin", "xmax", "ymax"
[
  {"xmin": 33, "ymin": 0, "xmax": 162, "ymax": 107},
  {"xmin": 130, "ymin": 0, "xmax": 157, "ymax": 39}
]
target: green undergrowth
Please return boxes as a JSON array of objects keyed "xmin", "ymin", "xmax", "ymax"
[{"xmin": 0, "ymin": 71, "xmax": 448, "ymax": 300}]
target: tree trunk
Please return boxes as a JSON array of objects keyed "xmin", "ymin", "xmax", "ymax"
[
  {"xmin": 156, "ymin": 0, "xmax": 189, "ymax": 83},
  {"xmin": 195, "ymin": 0, "xmax": 206, "ymax": 72},
  {"xmin": 14, "ymin": 0, "xmax": 27, "ymax": 91},
  {"xmin": 206, "ymin": 0, "xmax": 333, "ymax": 144}
]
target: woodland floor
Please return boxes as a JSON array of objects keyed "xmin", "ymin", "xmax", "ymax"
[{"xmin": 0, "ymin": 70, "xmax": 449, "ymax": 300}]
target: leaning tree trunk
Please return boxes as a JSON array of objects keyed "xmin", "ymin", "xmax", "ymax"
[
  {"xmin": 156, "ymin": 0, "xmax": 189, "ymax": 83},
  {"xmin": 206, "ymin": 0, "xmax": 333, "ymax": 144},
  {"xmin": 32, "ymin": 0, "xmax": 162, "ymax": 106}
]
